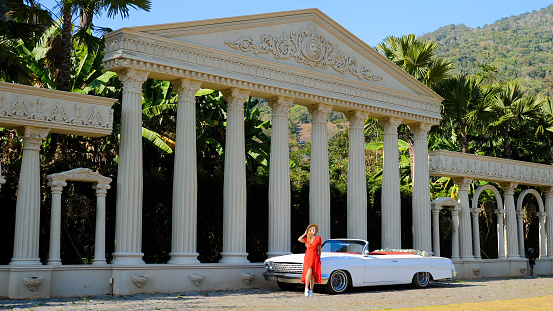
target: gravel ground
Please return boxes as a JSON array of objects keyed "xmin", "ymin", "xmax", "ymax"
[{"xmin": 1, "ymin": 276, "xmax": 553, "ymax": 310}]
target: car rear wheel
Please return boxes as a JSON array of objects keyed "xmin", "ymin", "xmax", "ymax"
[
  {"xmin": 411, "ymin": 272, "xmax": 431, "ymax": 288},
  {"xmin": 276, "ymin": 281, "xmax": 298, "ymax": 291},
  {"xmin": 325, "ymin": 270, "xmax": 350, "ymax": 294}
]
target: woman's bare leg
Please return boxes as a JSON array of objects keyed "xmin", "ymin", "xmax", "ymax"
[
  {"xmin": 310, "ymin": 274, "xmax": 315, "ymax": 290},
  {"xmin": 306, "ymin": 268, "xmax": 313, "ymax": 289}
]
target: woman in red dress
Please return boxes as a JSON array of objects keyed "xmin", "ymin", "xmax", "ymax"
[{"xmin": 298, "ymin": 224, "xmax": 321, "ymax": 297}]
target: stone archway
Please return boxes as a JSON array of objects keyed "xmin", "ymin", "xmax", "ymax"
[
  {"xmin": 517, "ymin": 189, "xmax": 546, "ymax": 257},
  {"xmin": 431, "ymin": 197, "xmax": 461, "ymax": 258},
  {"xmin": 472, "ymin": 185, "xmax": 505, "ymax": 259}
]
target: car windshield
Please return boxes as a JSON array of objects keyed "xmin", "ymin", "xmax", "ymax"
[{"xmin": 321, "ymin": 240, "xmax": 367, "ymax": 254}]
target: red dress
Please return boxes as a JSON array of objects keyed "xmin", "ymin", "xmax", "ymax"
[{"xmin": 301, "ymin": 235, "xmax": 322, "ymax": 284}]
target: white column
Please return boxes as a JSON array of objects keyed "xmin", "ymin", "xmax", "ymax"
[
  {"xmin": 453, "ymin": 177, "xmax": 473, "ymax": 259},
  {"xmin": 431, "ymin": 204, "xmax": 441, "ymax": 257},
  {"xmin": 516, "ymin": 209, "xmax": 525, "ymax": 257},
  {"xmin": 112, "ymin": 68, "xmax": 149, "ymax": 265},
  {"xmin": 495, "ymin": 209, "xmax": 506, "ymax": 258},
  {"xmin": 346, "ymin": 110, "xmax": 369, "ymax": 240},
  {"xmin": 543, "ymin": 187, "xmax": 553, "ymax": 258},
  {"xmin": 501, "ymin": 182, "xmax": 519, "ymax": 258},
  {"xmin": 93, "ymin": 183, "xmax": 110, "ymax": 265},
  {"xmin": 537, "ymin": 212, "xmax": 547, "ymax": 258},
  {"xmin": 168, "ymin": 78, "xmax": 202, "ymax": 264},
  {"xmin": 380, "ymin": 117, "xmax": 402, "ymax": 249},
  {"xmin": 10, "ymin": 127, "xmax": 49, "ymax": 266},
  {"xmin": 470, "ymin": 207, "xmax": 482, "ymax": 259},
  {"xmin": 411, "ymin": 123, "xmax": 432, "ymax": 251},
  {"xmin": 267, "ymin": 96, "xmax": 293, "ymax": 258},
  {"xmin": 450, "ymin": 206, "xmax": 460, "ymax": 260},
  {"xmin": 308, "ymin": 104, "xmax": 332, "ymax": 241},
  {"xmin": 220, "ymin": 88, "xmax": 250, "ymax": 264},
  {"xmin": 47, "ymin": 177, "xmax": 67, "ymax": 266}
]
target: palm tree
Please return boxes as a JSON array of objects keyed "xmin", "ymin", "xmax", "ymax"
[
  {"xmin": 487, "ymin": 82, "xmax": 543, "ymax": 159},
  {"xmin": 376, "ymin": 34, "xmax": 453, "ymax": 88},
  {"xmin": 433, "ymin": 75, "xmax": 499, "ymax": 153},
  {"xmin": 376, "ymin": 34, "xmax": 453, "ymax": 178}
]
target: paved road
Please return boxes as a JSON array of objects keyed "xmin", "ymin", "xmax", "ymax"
[{"xmin": 1, "ymin": 276, "xmax": 552, "ymax": 310}]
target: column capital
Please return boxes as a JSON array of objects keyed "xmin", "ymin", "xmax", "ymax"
[
  {"xmin": 500, "ymin": 182, "xmax": 518, "ymax": 195},
  {"xmin": 268, "ymin": 96, "xmax": 294, "ymax": 115},
  {"xmin": 516, "ymin": 209, "xmax": 526, "ymax": 217},
  {"xmin": 118, "ymin": 68, "xmax": 149, "ymax": 93},
  {"xmin": 379, "ymin": 117, "xmax": 402, "ymax": 133},
  {"xmin": 93, "ymin": 183, "xmax": 111, "ymax": 194},
  {"xmin": 470, "ymin": 207, "xmax": 481, "ymax": 216},
  {"xmin": 20, "ymin": 127, "xmax": 50, "ymax": 150},
  {"xmin": 171, "ymin": 78, "xmax": 202, "ymax": 98},
  {"xmin": 541, "ymin": 186, "xmax": 553, "ymax": 198},
  {"xmin": 308, "ymin": 104, "xmax": 332, "ymax": 123},
  {"xmin": 452, "ymin": 177, "xmax": 473, "ymax": 190},
  {"xmin": 221, "ymin": 88, "xmax": 250, "ymax": 109},
  {"xmin": 450, "ymin": 206, "xmax": 461, "ymax": 215},
  {"xmin": 411, "ymin": 122, "xmax": 433, "ymax": 139},
  {"xmin": 536, "ymin": 211, "xmax": 547, "ymax": 219},
  {"xmin": 345, "ymin": 110, "xmax": 369, "ymax": 128},
  {"xmin": 47, "ymin": 178, "xmax": 67, "ymax": 191},
  {"xmin": 494, "ymin": 208, "xmax": 506, "ymax": 215}
]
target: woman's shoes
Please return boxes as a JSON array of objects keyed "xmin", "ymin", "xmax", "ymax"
[
  {"xmin": 304, "ymin": 288, "xmax": 309, "ymax": 297},
  {"xmin": 308, "ymin": 290, "xmax": 313, "ymax": 297}
]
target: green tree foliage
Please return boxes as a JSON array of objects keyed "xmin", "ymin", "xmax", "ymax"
[{"xmin": 420, "ymin": 4, "xmax": 553, "ymax": 96}]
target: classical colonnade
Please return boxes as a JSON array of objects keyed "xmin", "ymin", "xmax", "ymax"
[
  {"xmin": 429, "ymin": 150, "xmax": 553, "ymax": 260},
  {"xmin": 110, "ymin": 70, "xmax": 436, "ymax": 265}
]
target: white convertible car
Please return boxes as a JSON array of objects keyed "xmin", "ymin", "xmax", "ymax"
[{"xmin": 263, "ymin": 239, "xmax": 456, "ymax": 294}]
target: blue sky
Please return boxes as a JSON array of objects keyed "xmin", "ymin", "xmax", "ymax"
[{"xmin": 39, "ymin": 0, "xmax": 553, "ymax": 46}]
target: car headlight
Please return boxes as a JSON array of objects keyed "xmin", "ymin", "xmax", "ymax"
[
  {"xmin": 264, "ymin": 261, "xmax": 274, "ymax": 271},
  {"xmin": 452, "ymin": 268, "xmax": 457, "ymax": 278}
]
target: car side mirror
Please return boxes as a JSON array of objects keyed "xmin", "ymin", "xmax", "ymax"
[{"xmin": 363, "ymin": 250, "xmax": 370, "ymax": 256}]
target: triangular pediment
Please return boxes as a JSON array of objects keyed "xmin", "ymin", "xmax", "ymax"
[{"xmin": 123, "ymin": 9, "xmax": 441, "ymax": 100}]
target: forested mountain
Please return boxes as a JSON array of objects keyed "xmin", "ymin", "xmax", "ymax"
[{"xmin": 420, "ymin": 4, "xmax": 553, "ymax": 95}]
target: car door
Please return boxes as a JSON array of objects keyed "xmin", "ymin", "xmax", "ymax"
[{"xmin": 363, "ymin": 256, "xmax": 399, "ymax": 283}]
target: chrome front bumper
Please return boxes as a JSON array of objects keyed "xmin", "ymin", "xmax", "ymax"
[{"xmin": 263, "ymin": 271, "xmax": 329, "ymax": 285}]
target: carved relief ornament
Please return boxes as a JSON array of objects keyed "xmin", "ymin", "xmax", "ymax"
[{"xmin": 226, "ymin": 25, "xmax": 382, "ymax": 82}]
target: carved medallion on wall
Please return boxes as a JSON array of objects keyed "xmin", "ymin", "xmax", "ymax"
[{"xmin": 225, "ymin": 25, "xmax": 382, "ymax": 82}]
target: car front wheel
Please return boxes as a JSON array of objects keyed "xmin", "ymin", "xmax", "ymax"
[
  {"xmin": 411, "ymin": 271, "xmax": 431, "ymax": 288},
  {"xmin": 325, "ymin": 270, "xmax": 350, "ymax": 294}
]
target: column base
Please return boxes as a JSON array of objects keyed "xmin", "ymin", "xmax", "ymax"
[
  {"xmin": 92, "ymin": 259, "xmax": 107, "ymax": 265},
  {"xmin": 167, "ymin": 252, "xmax": 200, "ymax": 264},
  {"xmin": 266, "ymin": 251, "xmax": 292, "ymax": 259},
  {"xmin": 9, "ymin": 258, "xmax": 42, "ymax": 266},
  {"xmin": 461, "ymin": 256, "xmax": 475, "ymax": 260},
  {"xmin": 47, "ymin": 259, "xmax": 62, "ymax": 266},
  {"xmin": 111, "ymin": 252, "xmax": 145, "ymax": 265},
  {"xmin": 219, "ymin": 252, "xmax": 249, "ymax": 264}
]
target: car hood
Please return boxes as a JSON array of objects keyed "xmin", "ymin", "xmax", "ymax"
[{"xmin": 266, "ymin": 252, "xmax": 362, "ymax": 264}]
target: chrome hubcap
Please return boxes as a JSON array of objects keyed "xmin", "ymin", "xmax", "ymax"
[
  {"xmin": 417, "ymin": 272, "xmax": 430, "ymax": 286},
  {"xmin": 331, "ymin": 271, "xmax": 348, "ymax": 292}
]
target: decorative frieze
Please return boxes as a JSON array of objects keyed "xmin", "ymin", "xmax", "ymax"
[
  {"xmin": 225, "ymin": 25, "xmax": 382, "ymax": 82},
  {"xmin": 103, "ymin": 31, "xmax": 441, "ymax": 124},
  {"xmin": 0, "ymin": 82, "xmax": 115, "ymax": 137},
  {"xmin": 429, "ymin": 150, "xmax": 553, "ymax": 187}
]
